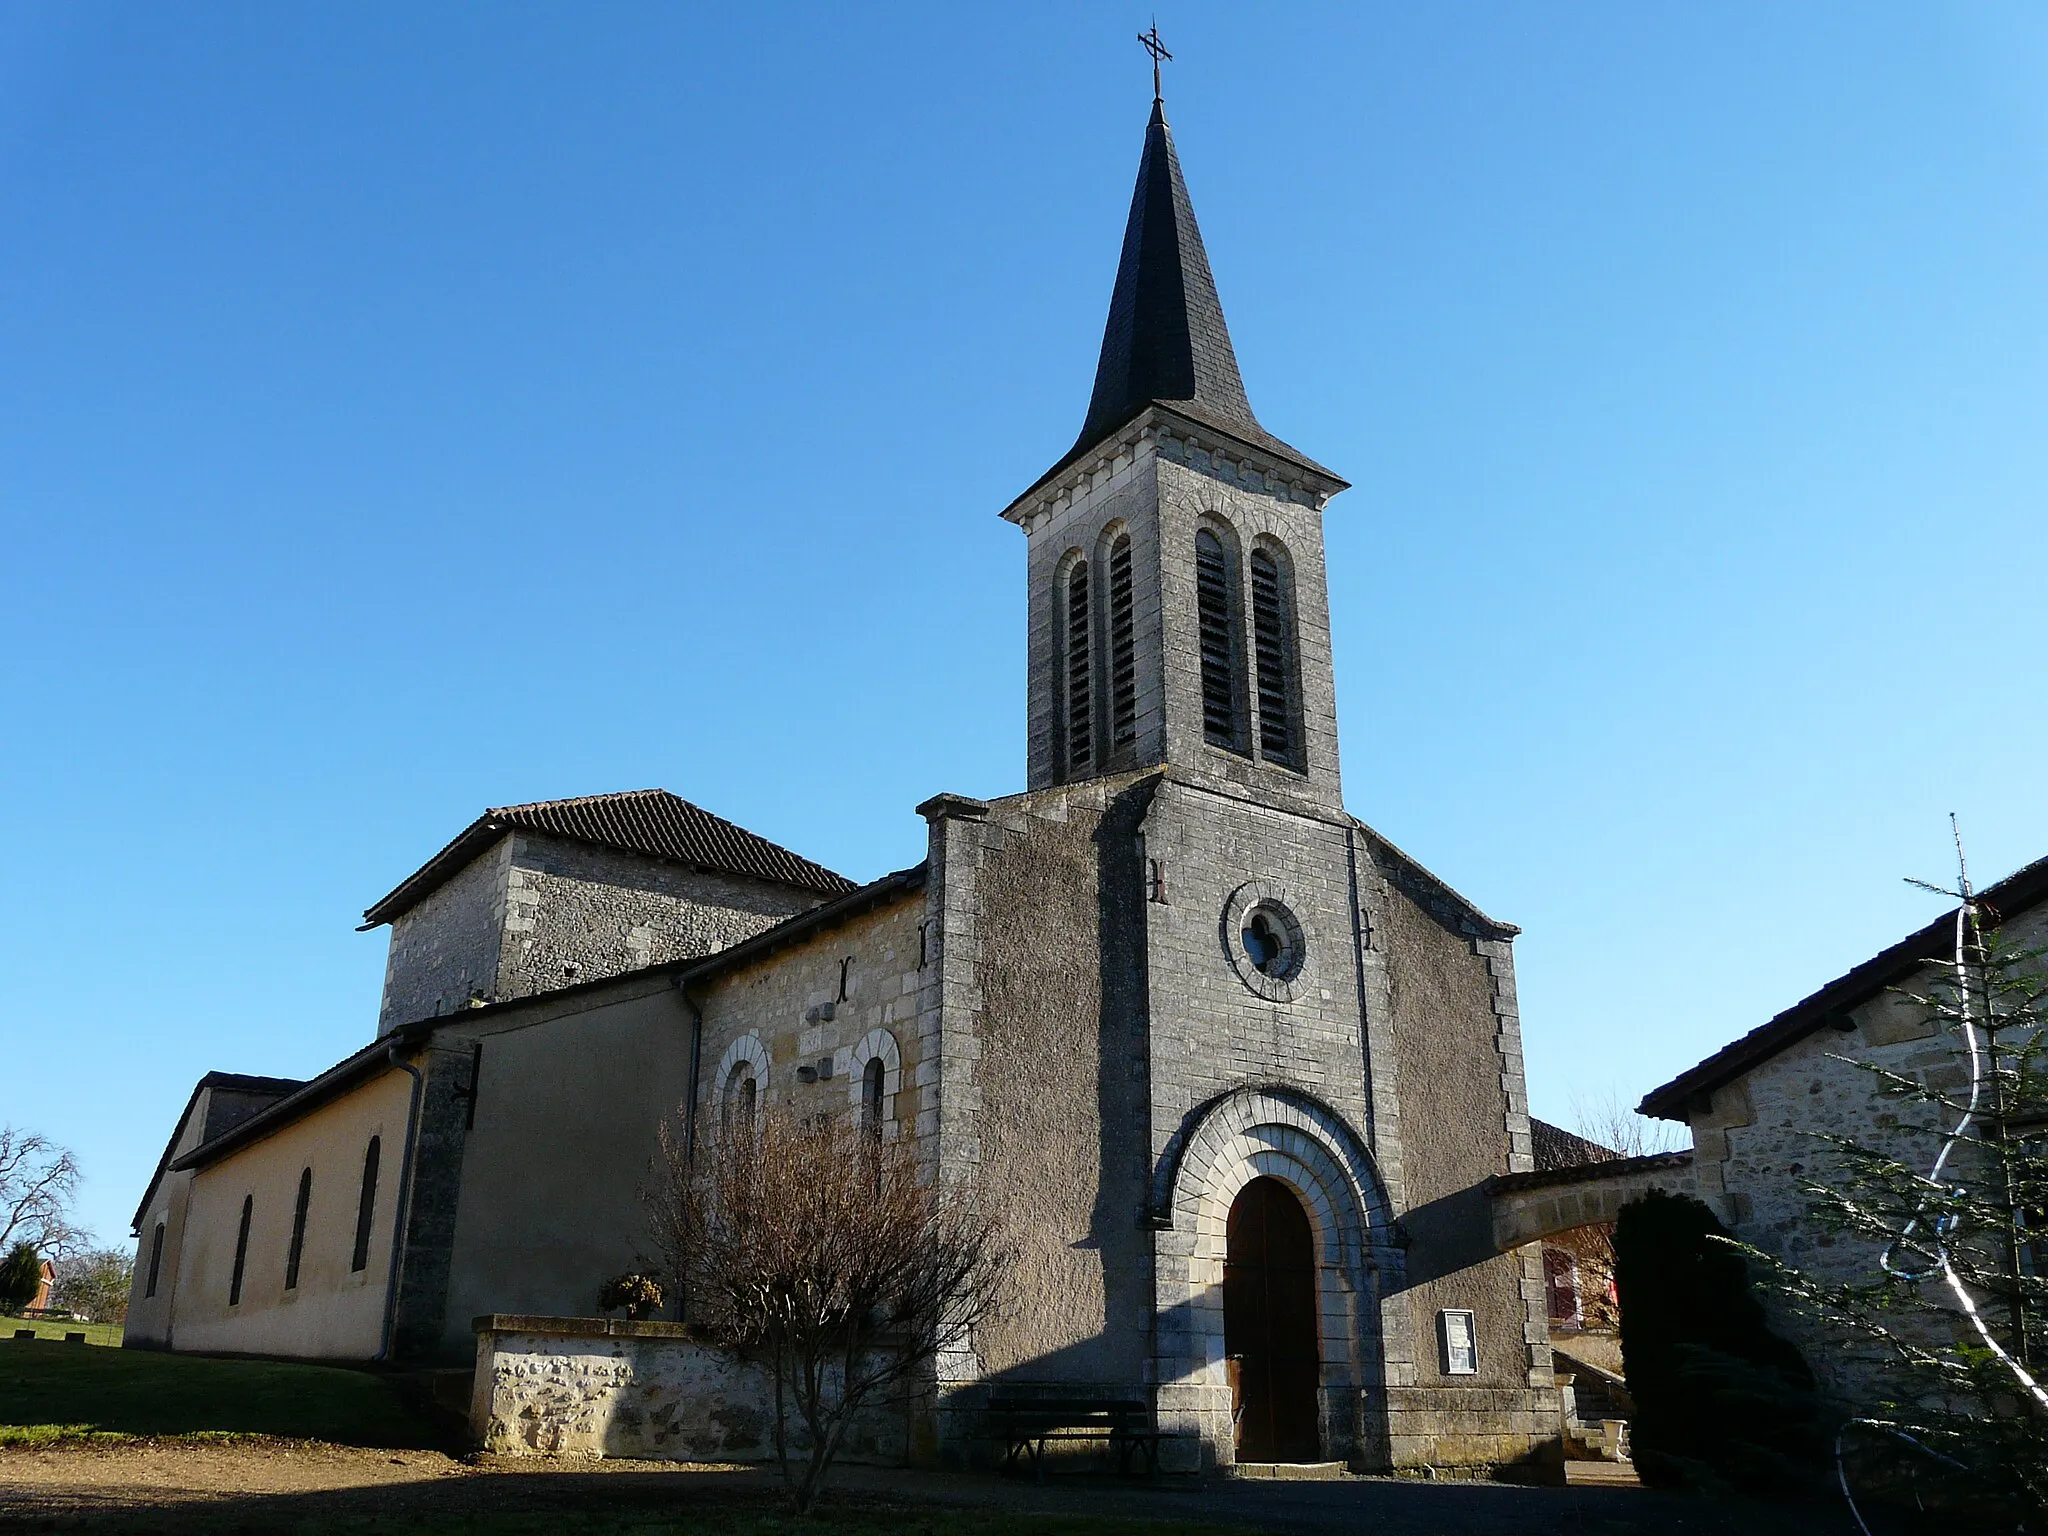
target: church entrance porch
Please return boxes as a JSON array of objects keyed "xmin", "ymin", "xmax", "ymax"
[
  {"xmin": 1149, "ymin": 1087, "xmax": 1412, "ymax": 1470},
  {"xmin": 1224, "ymin": 1176, "xmax": 1320, "ymax": 1462}
]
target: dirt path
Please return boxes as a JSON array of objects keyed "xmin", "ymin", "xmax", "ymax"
[{"xmin": 0, "ymin": 1440, "xmax": 1860, "ymax": 1535}]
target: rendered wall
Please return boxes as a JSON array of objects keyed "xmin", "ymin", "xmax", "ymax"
[
  {"xmin": 162, "ymin": 1069, "xmax": 412, "ymax": 1359},
  {"xmin": 1374, "ymin": 870, "xmax": 1557, "ymax": 1467},
  {"xmin": 441, "ymin": 895, "xmax": 926, "ymax": 1359}
]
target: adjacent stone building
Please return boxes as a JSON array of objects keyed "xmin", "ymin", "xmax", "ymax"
[
  {"xmin": 1636, "ymin": 853, "xmax": 2048, "ymax": 1399},
  {"xmin": 126, "ymin": 93, "xmax": 1564, "ymax": 1473}
]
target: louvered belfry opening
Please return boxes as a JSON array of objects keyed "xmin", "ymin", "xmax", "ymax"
[
  {"xmin": 1065, "ymin": 561, "xmax": 1094, "ymax": 775},
  {"xmin": 1107, "ymin": 534, "xmax": 1137, "ymax": 758},
  {"xmin": 1195, "ymin": 529, "xmax": 1241, "ymax": 750},
  {"xmin": 1249, "ymin": 546, "xmax": 1298, "ymax": 766}
]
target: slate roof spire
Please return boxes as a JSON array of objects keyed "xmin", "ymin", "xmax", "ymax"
[{"xmin": 1068, "ymin": 97, "xmax": 1327, "ymax": 477}]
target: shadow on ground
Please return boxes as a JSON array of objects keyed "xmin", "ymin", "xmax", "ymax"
[{"xmin": 0, "ymin": 1455, "xmax": 1898, "ymax": 1536}]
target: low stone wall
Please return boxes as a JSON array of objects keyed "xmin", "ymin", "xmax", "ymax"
[{"xmin": 470, "ymin": 1315, "xmax": 908, "ymax": 1463}]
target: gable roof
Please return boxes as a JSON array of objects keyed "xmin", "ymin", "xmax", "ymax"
[
  {"xmin": 176, "ymin": 864, "xmax": 930, "ymax": 1179},
  {"xmin": 130, "ymin": 1072, "xmax": 305, "ymax": 1233},
  {"xmin": 361, "ymin": 789, "xmax": 856, "ymax": 928},
  {"xmin": 1639, "ymin": 850, "xmax": 2048, "ymax": 1121}
]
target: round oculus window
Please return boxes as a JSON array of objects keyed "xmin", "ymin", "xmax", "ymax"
[
  {"xmin": 1223, "ymin": 886, "xmax": 1310, "ymax": 1000},
  {"xmin": 1240, "ymin": 903, "xmax": 1302, "ymax": 981}
]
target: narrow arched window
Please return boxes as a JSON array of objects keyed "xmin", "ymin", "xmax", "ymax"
[
  {"xmin": 1065, "ymin": 560, "xmax": 1093, "ymax": 774},
  {"xmin": 1195, "ymin": 529, "xmax": 1242, "ymax": 750},
  {"xmin": 145, "ymin": 1222, "xmax": 165, "ymax": 1299},
  {"xmin": 861, "ymin": 1057, "xmax": 886, "ymax": 1142},
  {"xmin": 725, "ymin": 1063, "xmax": 759, "ymax": 1130},
  {"xmin": 229, "ymin": 1195, "xmax": 253, "ymax": 1306},
  {"xmin": 1107, "ymin": 534, "xmax": 1136, "ymax": 757},
  {"xmin": 351, "ymin": 1136, "xmax": 380, "ymax": 1274},
  {"xmin": 1249, "ymin": 546, "xmax": 1299, "ymax": 766},
  {"xmin": 284, "ymin": 1167, "xmax": 312, "ymax": 1290}
]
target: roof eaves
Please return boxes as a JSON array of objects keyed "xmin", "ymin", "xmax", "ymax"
[
  {"xmin": 1001, "ymin": 401, "xmax": 1344, "ymax": 527},
  {"xmin": 1639, "ymin": 851, "xmax": 2048, "ymax": 1121},
  {"xmin": 195, "ymin": 866, "xmax": 932, "ymax": 1176},
  {"xmin": 360, "ymin": 815, "xmax": 506, "ymax": 929},
  {"xmin": 132, "ymin": 1073, "xmax": 308, "ymax": 1230},
  {"xmin": 169, "ymin": 1022, "xmax": 437, "ymax": 1175}
]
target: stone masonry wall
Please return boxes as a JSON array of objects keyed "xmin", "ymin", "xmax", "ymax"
[
  {"xmin": 1370, "ymin": 860, "xmax": 1556, "ymax": 1468},
  {"xmin": 472, "ymin": 1318, "xmax": 906, "ymax": 1462},
  {"xmin": 497, "ymin": 833, "xmax": 819, "ymax": 1004},
  {"xmin": 1019, "ymin": 421, "xmax": 1344, "ymax": 821},
  {"xmin": 377, "ymin": 832, "xmax": 825, "ymax": 1035},
  {"xmin": 694, "ymin": 895, "xmax": 928, "ymax": 1147},
  {"xmin": 378, "ymin": 837, "xmax": 513, "ymax": 1032},
  {"xmin": 1685, "ymin": 901, "xmax": 2048, "ymax": 1401},
  {"xmin": 965, "ymin": 774, "xmax": 1159, "ymax": 1389}
]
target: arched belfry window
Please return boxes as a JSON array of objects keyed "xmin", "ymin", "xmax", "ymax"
[
  {"xmin": 1195, "ymin": 528, "xmax": 1244, "ymax": 752},
  {"xmin": 1065, "ymin": 559, "xmax": 1093, "ymax": 775},
  {"xmin": 1249, "ymin": 544, "xmax": 1300, "ymax": 768},
  {"xmin": 1106, "ymin": 533, "xmax": 1137, "ymax": 758}
]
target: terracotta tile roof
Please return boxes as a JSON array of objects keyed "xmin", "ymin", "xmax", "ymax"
[
  {"xmin": 1530, "ymin": 1118, "xmax": 1619, "ymax": 1172},
  {"xmin": 362, "ymin": 789, "xmax": 855, "ymax": 928}
]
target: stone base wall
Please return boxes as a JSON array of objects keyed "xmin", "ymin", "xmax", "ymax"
[
  {"xmin": 1384, "ymin": 1385, "xmax": 1562, "ymax": 1472},
  {"xmin": 471, "ymin": 1316, "xmax": 906, "ymax": 1464}
]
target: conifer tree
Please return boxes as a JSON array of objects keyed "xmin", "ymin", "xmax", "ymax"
[{"xmin": 1750, "ymin": 837, "xmax": 2048, "ymax": 1521}]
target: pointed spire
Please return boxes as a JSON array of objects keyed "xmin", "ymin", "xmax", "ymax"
[{"xmin": 1067, "ymin": 100, "xmax": 1327, "ymax": 478}]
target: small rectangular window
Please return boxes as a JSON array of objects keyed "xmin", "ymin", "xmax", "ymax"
[
  {"xmin": 1439, "ymin": 1308, "xmax": 1478, "ymax": 1375},
  {"xmin": 145, "ymin": 1222, "xmax": 165, "ymax": 1300}
]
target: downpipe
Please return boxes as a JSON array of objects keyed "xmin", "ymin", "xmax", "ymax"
[{"xmin": 375, "ymin": 1042, "xmax": 427, "ymax": 1364}]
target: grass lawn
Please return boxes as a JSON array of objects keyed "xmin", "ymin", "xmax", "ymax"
[
  {"xmin": 0, "ymin": 1338, "xmax": 439, "ymax": 1447},
  {"xmin": 3, "ymin": 1313, "xmax": 124, "ymax": 1345}
]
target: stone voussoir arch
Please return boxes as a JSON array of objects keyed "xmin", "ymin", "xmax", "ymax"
[
  {"xmin": 1487, "ymin": 1151, "xmax": 1700, "ymax": 1251},
  {"xmin": 1149, "ymin": 1084, "xmax": 1413, "ymax": 1467}
]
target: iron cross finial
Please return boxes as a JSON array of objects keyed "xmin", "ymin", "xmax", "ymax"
[{"xmin": 1138, "ymin": 23, "xmax": 1172, "ymax": 103}]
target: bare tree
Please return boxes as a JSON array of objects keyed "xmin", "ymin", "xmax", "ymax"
[
  {"xmin": 1568, "ymin": 1086, "xmax": 1690, "ymax": 1160},
  {"xmin": 0, "ymin": 1128, "xmax": 83, "ymax": 1264},
  {"xmin": 647, "ymin": 1108, "xmax": 1007, "ymax": 1513}
]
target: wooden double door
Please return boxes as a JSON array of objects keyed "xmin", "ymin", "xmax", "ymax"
[{"xmin": 1222, "ymin": 1176, "xmax": 1322, "ymax": 1463}]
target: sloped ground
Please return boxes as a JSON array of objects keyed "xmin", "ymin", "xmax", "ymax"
[{"xmin": 0, "ymin": 1339, "xmax": 437, "ymax": 1448}]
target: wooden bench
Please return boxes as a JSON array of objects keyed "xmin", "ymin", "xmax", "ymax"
[{"xmin": 986, "ymin": 1396, "xmax": 1164, "ymax": 1480}]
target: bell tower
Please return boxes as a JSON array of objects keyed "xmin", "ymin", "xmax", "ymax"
[{"xmin": 1002, "ymin": 94, "xmax": 1351, "ymax": 817}]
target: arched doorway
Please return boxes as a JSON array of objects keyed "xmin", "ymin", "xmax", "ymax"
[{"xmin": 1223, "ymin": 1176, "xmax": 1320, "ymax": 1462}]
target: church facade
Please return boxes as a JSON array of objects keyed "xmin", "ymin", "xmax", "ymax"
[{"xmin": 124, "ymin": 98, "xmax": 1560, "ymax": 1472}]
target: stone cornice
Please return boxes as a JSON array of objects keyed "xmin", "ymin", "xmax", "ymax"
[{"xmin": 1002, "ymin": 404, "xmax": 1347, "ymax": 532}]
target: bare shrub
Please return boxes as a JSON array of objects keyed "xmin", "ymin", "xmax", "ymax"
[{"xmin": 646, "ymin": 1108, "xmax": 1006, "ymax": 1512}]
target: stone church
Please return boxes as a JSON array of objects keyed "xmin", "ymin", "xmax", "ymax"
[{"xmin": 124, "ymin": 95, "xmax": 1559, "ymax": 1472}]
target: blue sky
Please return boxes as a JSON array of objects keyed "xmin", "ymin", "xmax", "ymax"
[{"xmin": 4, "ymin": 3, "xmax": 2045, "ymax": 1248}]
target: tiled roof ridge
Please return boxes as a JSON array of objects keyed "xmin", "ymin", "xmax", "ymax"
[
  {"xmin": 1639, "ymin": 849, "xmax": 2048, "ymax": 1120},
  {"xmin": 362, "ymin": 788, "xmax": 855, "ymax": 928}
]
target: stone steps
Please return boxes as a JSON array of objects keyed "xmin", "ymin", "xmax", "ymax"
[{"xmin": 1228, "ymin": 1461, "xmax": 1351, "ymax": 1480}]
